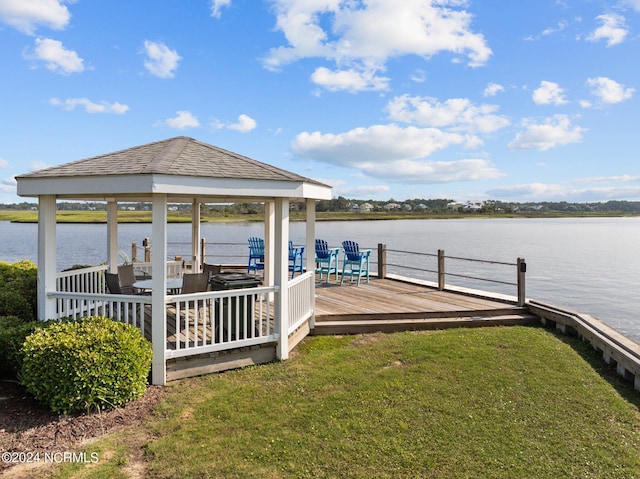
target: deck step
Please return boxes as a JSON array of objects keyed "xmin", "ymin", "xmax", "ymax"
[{"xmin": 311, "ymin": 313, "xmax": 540, "ymax": 335}]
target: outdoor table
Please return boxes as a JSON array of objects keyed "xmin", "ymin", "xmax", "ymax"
[{"xmin": 133, "ymin": 277, "xmax": 183, "ymax": 293}]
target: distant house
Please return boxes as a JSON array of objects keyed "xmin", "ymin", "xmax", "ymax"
[
  {"xmin": 463, "ymin": 201, "xmax": 484, "ymax": 211},
  {"xmin": 384, "ymin": 203, "xmax": 401, "ymax": 210},
  {"xmin": 360, "ymin": 203, "xmax": 374, "ymax": 212}
]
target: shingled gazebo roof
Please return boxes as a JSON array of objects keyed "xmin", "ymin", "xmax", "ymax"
[{"xmin": 16, "ymin": 136, "xmax": 331, "ymax": 202}]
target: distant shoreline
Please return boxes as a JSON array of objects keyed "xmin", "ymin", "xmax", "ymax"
[{"xmin": 2, "ymin": 209, "xmax": 639, "ymax": 224}]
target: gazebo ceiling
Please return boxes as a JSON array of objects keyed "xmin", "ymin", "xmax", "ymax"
[{"xmin": 16, "ymin": 136, "xmax": 332, "ymax": 202}]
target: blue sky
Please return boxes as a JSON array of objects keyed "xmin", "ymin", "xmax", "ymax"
[{"xmin": 1, "ymin": 0, "xmax": 639, "ymax": 204}]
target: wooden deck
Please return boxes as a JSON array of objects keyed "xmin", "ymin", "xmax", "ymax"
[
  {"xmin": 313, "ymin": 276, "xmax": 538, "ymax": 335},
  {"xmin": 139, "ymin": 275, "xmax": 538, "ymax": 344}
]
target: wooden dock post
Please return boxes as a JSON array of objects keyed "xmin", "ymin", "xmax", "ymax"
[
  {"xmin": 437, "ymin": 249, "xmax": 445, "ymax": 290},
  {"xmin": 378, "ymin": 243, "xmax": 387, "ymax": 279},
  {"xmin": 517, "ymin": 257, "xmax": 526, "ymax": 307},
  {"xmin": 143, "ymin": 237, "xmax": 151, "ymax": 262},
  {"xmin": 131, "ymin": 242, "xmax": 137, "ymax": 263}
]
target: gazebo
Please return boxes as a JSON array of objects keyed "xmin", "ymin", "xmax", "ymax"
[{"xmin": 16, "ymin": 136, "xmax": 332, "ymax": 385}]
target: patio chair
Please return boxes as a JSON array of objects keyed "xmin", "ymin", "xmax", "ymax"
[
  {"xmin": 315, "ymin": 239, "xmax": 339, "ymax": 283},
  {"xmin": 181, "ymin": 273, "xmax": 210, "ymax": 294},
  {"xmin": 248, "ymin": 237, "xmax": 265, "ymax": 275},
  {"xmin": 340, "ymin": 240, "xmax": 371, "ymax": 286},
  {"xmin": 118, "ymin": 263, "xmax": 142, "ymax": 295},
  {"xmin": 105, "ymin": 272, "xmax": 124, "ymax": 294},
  {"xmin": 289, "ymin": 241, "xmax": 305, "ymax": 278},
  {"xmin": 202, "ymin": 262, "xmax": 221, "ymax": 280}
]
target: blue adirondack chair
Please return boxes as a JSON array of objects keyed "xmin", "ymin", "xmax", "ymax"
[
  {"xmin": 247, "ymin": 237, "xmax": 265, "ymax": 274},
  {"xmin": 340, "ymin": 240, "xmax": 371, "ymax": 286},
  {"xmin": 289, "ymin": 240, "xmax": 305, "ymax": 279},
  {"xmin": 315, "ymin": 239, "xmax": 339, "ymax": 283}
]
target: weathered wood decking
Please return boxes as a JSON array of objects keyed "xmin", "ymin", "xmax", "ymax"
[{"xmin": 313, "ymin": 276, "xmax": 538, "ymax": 335}]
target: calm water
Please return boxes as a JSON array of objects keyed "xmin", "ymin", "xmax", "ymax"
[{"xmin": 1, "ymin": 218, "xmax": 639, "ymax": 342}]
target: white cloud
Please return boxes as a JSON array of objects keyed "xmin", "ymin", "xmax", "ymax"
[
  {"xmin": 264, "ymin": 0, "xmax": 491, "ymax": 92},
  {"xmin": 228, "ymin": 114, "xmax": 257, "ymax": 132},
  {"xmin": 0, "ymin": 157, "xmax": 9, "ymax": 168},
  {"xmin": 292, "ymin": 124, "xmax": 466, "ymax": 166},
  {"xmin": 160, "ymin": 111, "xmax": 200, "ymax": 129},
  {"xmin": 542, "ymin": 20, "xmax": 568, "ymax": 36},
  {"xmin": 585, "ymin": 76, "xmax": 634, "ymax": 104},
  {"xmin": 0, "ymin": 0, "xmax": 71, "ymax": 34},
  {"xmin": 488, "ymin": 182, "xmax": 640, "ymax": 201},
  {"xmin": 49, "ymin": 97, "xmax": 129, "ymax": 114},
  {"xmin": 532, "ymin": 81, "xmax": 568, "ymax": 105},
  {"xmin": 212, "ymin": 114, "xmax": 257, "ymax": 132},
  {"xmin": 292, "ymin": 123, "xmax": 504, "ymax": 183},
  {"xmin": 210, "ymin": 0, "xmax": 231, "ymax": 18},
  {"xmin": 487, "ymin": 183, "xmax": 566, "ymax": 200},
  {"xmin": 143, "ymin": 40, "xmax": 181, "ymax": 78},
  {"xmin": 25, "ymin": 37, "xmax": 84, "ymax": 74},
  {"xmin": 29, "ymin": 161, "xmax": 50, "ymax": 171},
  {"xmin": 586, "ymin": 13, "xmax": 628, "ymax": 46},
  {"xmin": 574, "ymin": 174, "xmax": 640, "ymax": 183},
  {"xmin": 619, "ymin": 0, "xmax": 640, "ymax": 12},
  {"xmin": 311, "ymin": 66, "xmax": 390, "ymax": 92},
  {"xmin": 1, "ymin": 176, "xmax": 17, "ymax": 192},
  {"xmin": 386, "ymin": 95, "xmax": 510, "ymax": 134},
  {"xmin": 359, "ymin": 158, "xmax": 504, "ymax": 184},
  {"xmin": 333, "ymin": 184, "xmax": 391, "ymax": 197},
  {"xmin": 508, "ymin": 114, "xmax": 585, "ymax": 151},
  {"xmin": 483, "ymin": 83, "xmax": 504, "ymax": 97}
]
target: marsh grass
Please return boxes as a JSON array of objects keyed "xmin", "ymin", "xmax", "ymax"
[
  {"xmin": 4, "ymin": 209, "xmax": 636, "ymax": 225},
  {"xmin": 49, "ymin": 326, "xmax": 640, "ymax": 479}
]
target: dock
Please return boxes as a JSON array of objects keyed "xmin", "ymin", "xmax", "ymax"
[{"xmin": 313, "ymin": 276, "xmax": 537, "ymax": 335}]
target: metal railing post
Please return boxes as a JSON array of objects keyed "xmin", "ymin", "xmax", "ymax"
[
  {"xmin": 438, "ymin": 249, "xmax": 445, "ymax": 290},
  {"xmin": 517, "ymin": 257, "xmax": 526, "ymax": 306},
  {"xmin": 378, "ymin": 243, "xmax": 387, "ymax": 279}
]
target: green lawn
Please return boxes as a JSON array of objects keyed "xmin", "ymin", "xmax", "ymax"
[{"xmin": 54, "ymin": 326, "xmax": 640, "ymax": 479}]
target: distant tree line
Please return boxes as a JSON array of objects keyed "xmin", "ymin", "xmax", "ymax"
[{"xmin": 3, "ymin": 199, "xmax": 640, "ymax": 214}]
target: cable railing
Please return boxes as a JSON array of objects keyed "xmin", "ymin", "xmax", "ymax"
[
  {"xmin": 129, "ymin": 239, "xmax": 527, "ymax": 306},
  {"xmin": 380, "ymin": 245, "xmax": 526, "ymax": 306}
]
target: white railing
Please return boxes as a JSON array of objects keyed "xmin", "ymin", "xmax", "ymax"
[
  {"xmin": 53, "ymin": 266, "xmax": 314, "ymax": 365},
  {"xmin": 288, "ymin": 271, "xmax": 314, "ymax": 334},
  {"xmin": 51, "ymin": 291, "xmax": 151, "ymax": 336},
  {"xmin": 165, "ymin": 286, "xmax": 278, "ymax": 359},
  {"xmin": 56, "ymin": 265, "xmax": 108, "ymax": 294}
]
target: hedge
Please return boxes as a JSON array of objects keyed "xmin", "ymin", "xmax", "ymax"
[{"xmin": 21, "ymin": 316, "xmax": 153, "ymax": 414}]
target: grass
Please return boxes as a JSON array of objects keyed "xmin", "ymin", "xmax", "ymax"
[{"xmin": 50, "ymin": 326, "xmax": 640, "ymax": 479}]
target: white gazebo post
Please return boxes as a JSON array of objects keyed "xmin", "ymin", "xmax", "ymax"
[
  {"xmin": 264, "ymin": 201, "xmax": 275, "ymax": 288},
  {"xmin": 37, "ymin": 195, "xmax": 57, "ymax": 321},
  {"xmin": 151, "ymin": 194, "xmax": 168, "ymax": 385},
  {"xmin": 191, "ymin": 199, "xmax": 201, "ymax": 270},
  {"xmin": 274, "ymin": 197, "xmax": 290, "ymax": 359},
  {"xmin": 305, "ymin": 198, "xmax": 316, "ymax": 328},
  {"xmin": 106, "ymin": 200, "xmax": 118, "ymax": 272}
]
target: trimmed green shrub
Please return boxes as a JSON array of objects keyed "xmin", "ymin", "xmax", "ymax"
[
  {"xmin": 21, "ymin": 316, "xmax": 153, "ymax": 414},
  {"xmin": 0, "ymin": 316, "xmax": 42, "ymax": 379},
  {"xmin": 0, "ymin": 260, "xmax": 37, "ymax": 321},
  {"xmin": 0, "ymin": 290, "xmax": 34, "ymax": 322}
]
